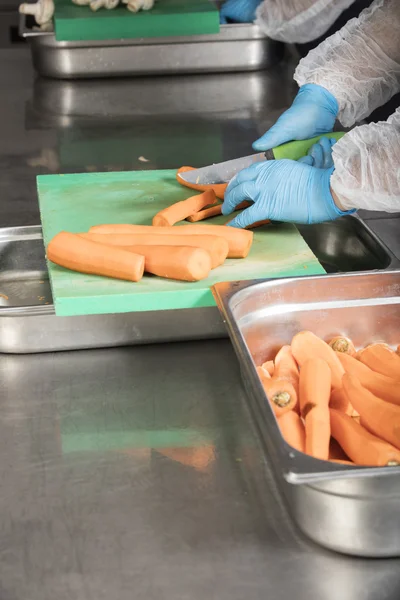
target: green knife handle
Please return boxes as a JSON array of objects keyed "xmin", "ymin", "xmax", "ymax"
[{"xmin": 271, "ymin": 132, "xmax": 346, "ymax": 161}]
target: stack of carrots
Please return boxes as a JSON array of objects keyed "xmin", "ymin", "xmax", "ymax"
[
  {"xmin": 46, "ymin": 186, "xmax": 254, "ymax": 283},
  {"xmin": 257, "ymin": 331, "xmax": 400, "ymax": 467}
]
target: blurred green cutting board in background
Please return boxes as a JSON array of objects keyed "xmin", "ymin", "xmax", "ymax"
[
  {"xmin": 37, "ymin": 170, "xmax": 325, "ymax": 317},
  {"xmin": 54, "ymin": 0, "xmax": 220, "ymax": 42}
]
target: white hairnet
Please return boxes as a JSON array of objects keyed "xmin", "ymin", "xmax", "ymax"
[
  {"xmin": 295, "ymin": 0, "xmax": 400, "ymax": 127},
  {"xmin": 256, "ymin": 0, "xmax": 356, "ymax": 44},
  {"xmin": 331, "ymin": 112, "xmax": 400, "ymax": 212}
]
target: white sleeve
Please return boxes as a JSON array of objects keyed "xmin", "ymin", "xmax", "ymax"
[
  {"xmin": 256, "ymin": 0, "xmax": 356, "ymax": 44},
  {"xmin": 331, "ymin": 110, "xmax": 400, "ymax": 213},
  {"xmin": 294, "ymin": 0, "xmax": 400, "ymax": 127}
]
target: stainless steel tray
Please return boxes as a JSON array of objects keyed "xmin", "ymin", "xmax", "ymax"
[
  {"xmin": 20, "ymin": 15, "xmax": 284, "ymax": 79},
  {"xmin": 0, "ymin": 218, "xmax": 395, "ymax": 354},
  {"xmin": 213, "ymin": 271, "xmax": 400, "ymax": 557}
]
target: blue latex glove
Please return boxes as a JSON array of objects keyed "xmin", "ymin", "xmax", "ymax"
[
  {"xmin": 298, "ymin": 137, "xmax": 337, "ymax": 169},
  {"xmin": 253, "ymin": 84, "xmax": 339, "ymax": 152},
  {"xmin": 220, "ymin": 0, "xmax": 261, "ymax": 24},
  {"xmin": 222, "ymin": 159, "xmax": 353, "ymax": 227}
]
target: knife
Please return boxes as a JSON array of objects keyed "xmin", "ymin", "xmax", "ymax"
[{"xmin": 179, "ymin": 132, "xmax": 346, "ymax": 186}]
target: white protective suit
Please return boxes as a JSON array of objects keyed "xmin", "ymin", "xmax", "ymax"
[{"xmin": 260, "ymin": 0, "xmax": 400, "ymax": 213}]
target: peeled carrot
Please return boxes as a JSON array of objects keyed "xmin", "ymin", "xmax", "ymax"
[
  {"xmin": 256, "ymin": 367, "xmax": 297, "ymax": 417},
  {"xmin": 274, "ymin": 345, "xmax": 299, "ymax": 396},
  {"xmin": 262, "ymin": 360, "xmax": 274, "ymax": 377},
  {"xmin": 330, "ymin": 387, "xmax": 352, "ymax": 415},
  {"xmin": 89, "ymin": 224, "xmax": 253, "ymax": 259},
  {"xmin": 299, "ymin": 358, "xmax": 331, "ymax": 460},
  {"xmin": 258, "ymin": 365, "xmax": 271, "ymax": 379},
  {"xmin": 80, "ymin": 232, "xmax": 228, "ymax": 269},
  {"xmin": 342, "ymin": 374, "xmax": 400, "ymax": 450},
  {"xmin": 337, "ymin": 352, "xmax": 400, "ymax": 406},
  {"xmin": 153, "ymin": 189, "xmax": 216, "ymax": 227},
  {"xmin": 123, "ymin": 245, "xmax": 211, "ymax": 282},
  {"xmin": 358, "ymin": 343, "xmax": 400, "ymax": 379},
  {"xmin": 330, "ymin": 408, "xmax": 400, "ymax": 466},
  {"xmin": 328, "ymin": 336, "xmax": 356, "ymax": 356},
  {"xmin": 47, "ymin": 231, "xmax": 144, "ymax": 282},
  {"xmin": 176, "ymin": 166, "xmax": 227, "ymax": 200},
  {"xmin": 291, "ymin": 331, "xmax": 345, "ymax": 389},
  {"xmin": 278, "ymin": 411, "xmax": 305, "ymax": 453},
  {"xmin": 186, "ymin": 204, "xmax": 222, "ymax": 222}
]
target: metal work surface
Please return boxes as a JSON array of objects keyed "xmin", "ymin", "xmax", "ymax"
[
  {"xmin": 21, "ymin": 16, "xmax": 284, "ymax": 79},
  {"xmin": 2, "ymin": 49, "xmax": 400, "ymax": 597},
  {"xmin": 214, "ymin": 272, "xmax": 400, "ymax": 556}
]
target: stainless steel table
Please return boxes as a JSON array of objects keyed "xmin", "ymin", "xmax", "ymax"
[{"xmin": 1, "ymin": 48, "xmax": 400, "ymax": 599}]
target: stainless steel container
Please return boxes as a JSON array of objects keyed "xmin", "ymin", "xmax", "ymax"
[
  {"xmin": 20, "ymin": 15, "xmax": 284, "ymax": 79},
  {"xmin": 213, "ymin": 271, "xmax": 400, "ymax": 557},
  {"xmin": 0, "ymin": 219, "xmax": 395, "ymax": 354}
]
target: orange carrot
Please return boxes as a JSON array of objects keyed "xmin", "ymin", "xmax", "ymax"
[
  {"xmin": 262, "ymin": 360, "xmax": 274, "ymax": 377},
  {"xmin": 47, "ymin": 231, "xmax": 144, "ymax": 282},
  {"xmin": 330, "ymin": 459, "xmax": 355, "ymax": 466},
  {"xmin": 176, "ymin": 166, "xmax": 228, "ymax": 199},
  {"xmin": 291, "ymin": 331, "xmax": 345, "ymax": 389},
  {"xmin": 358, "ymin": 343, "xmax": 400, "ymax": 379},
  {"xmin": 328, "ymin": 336, "xmax": 356, "ymax": 356},
  {"xmin": 299, "ymin": 358, "xmax": 331, "ymax": 460},
  {"xmin": 330, "ymin": 387, "xmax": 352, "ymax": 415},
  {"xmin": 274, "ymin": 345, "xmax": 299, "ymax": 396},
  {"xmin": 88, "ymin": 223, "xmax": 253, "ymax": 259},
  {"xmin": 342, "ymin": 374, "xmax": 400, "ymax": 450},
  {"xmin": 258, "ymin": 365, "xmax": 271, "ymax": 379},
  {"xmin": 256, "ymin": 367, "xmax": 297, "ymax": 417},
  {"xmin": 123, "ymin": 245, "xmax": 211, "ymax": 282},
  {"xmin": 329, "ymin": 437, "xmax": 351, "ymax": 462},
  {"xmin": 80, "ymin": 232, "xmax": 228, "ymax": 269},
  {"xmin": 337, "ymin": 352, "xmax": 400, "ymax": 406},
  {"xmin": 278, "ymin": 411, "xmax": 305, "ymax": 452},
  {"xmin": 186, "ymin": 204, "xmax": 222, "ymax": 222},
  {"xmin": 330, "ymin": 408, "xmax": 400, "ymax": 466},
  {"xmin": 153, "ymin": 189, "xmax": 216, "ymax": 227}
]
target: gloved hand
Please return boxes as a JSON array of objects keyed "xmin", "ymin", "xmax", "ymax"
[
  {"xmin": 220, "ymin": 0, "xmax": 262, "ymax": 24},
  {"xmin": 222, "ymin": 159, "xmax": 353, "ymax": 227},
  {"xmin": 298, "ymin": 136, "xmax": 337, "ymax": 169},
  {"xmin": 253, "ymin": 84, "xmax": 339, "ymax": 152}
]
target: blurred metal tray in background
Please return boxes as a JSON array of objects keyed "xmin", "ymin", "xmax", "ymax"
[
  {"xmin": 0, "ymin": 217, "xmax": 395, "ymax": 354},
  {"xmin": 213, "ymin": 271, "xmax": 400, "ymax": 557},
  {"xmin": 20, "ymin": 15, "xmax": 284, "ymax": 79}
]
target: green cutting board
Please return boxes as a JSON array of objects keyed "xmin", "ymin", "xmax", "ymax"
[
  {"xmin": 54, "ymin": 0, "xmax": 219, "ymax": 42},
  {"xmin": 37, "ymin": 170, "xmax": 325, "ymax": 317}
]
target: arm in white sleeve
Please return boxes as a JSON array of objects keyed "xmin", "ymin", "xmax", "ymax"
[
  {"xmin": 331, "ymin": 109, "xmax": 400, "ymax": 212},
  {"xmin": 256, "ymin": 0, "xmax": 356, "ymax": 44},
  {"xmin": 295, "ymin": 0, "xmax": 400, "ymax": 127}
]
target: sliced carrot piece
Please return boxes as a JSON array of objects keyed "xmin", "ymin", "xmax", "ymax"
[
  {"xmin": 176, "ymin": 166, "xmax": 227, "ymax": 200},
  {"xmin": 330, "ymin": 408, "xmax": 400, "ymax": 466},
  {"xmin": 337, "ymin": 352, "xmax": 400, "ymax": 406},
  {"xmin": 186, "ymin": 204, "xmax": 222, "ymax": 222},
  {"xmin": 153, "ymin": 189, "xmax": 216, "ymax": 227},
  {"xmin": 47, "ymin": 231, "xmax": 144, "ymax": 282},
  {"xmin": 358, "ymin": 343, "xmax": 400, "ymax": 379},
  {"xmin": 256, "ymin": 367, "xmax": 297, "ymax": 417},
  {"xmin": 278, "ymin": 411, "xmax": 305, "ymax": 452},
  {"xmin": 80, "ymin": 232, "xmax": 228, "ymax": 269},
  {"xmin": 328, "ymin": 336, "xmax": 356, "ymax": 356},
  {"xmin": 123, "ymin": 245, "xmax": 211, "ymax": 282},
  {"xmin": 299, "ymin": 358, "xmax": 331, "ymax": 460},
  {"xmin": 342, "ymin": 374, "xmax": 400, "ymax": 450},
  {"xmin": 291, "ymin": 331, "xmax": 345, "ymax": 389},
  {"xmin": 88, "ymin": 223, "xmax": 253, "ymax": 259}
]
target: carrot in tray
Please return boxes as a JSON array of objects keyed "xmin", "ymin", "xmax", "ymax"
[
  {"xmin": 80, "ymin": 232, "xmax": 228, "ymax": 269},
  {"xmin": 122, "ymin": 245, "xmax": 212, "ymax": 282},
  {"xmin": 47, "ymin": 231, "xmax": 144, "ymax": 282},
  {"xmin": 261, "ymin": 360, "xmax": 274, "ymax": 377},
  {"xmin": 256, "ymin": 367, "xmax": 297, "ymax": 417},
  {"xmin": 176, "ymin": 166, "xmax": 228, "ymax": 200},
  {"xmin": 330, "ymin": 408, "xmax": 400, "ymax": 467},
  {"xmin": 291, "ymin": 331, "xmax": 345, "ymax": 389},
  {"xmin": 329, "ymin": 437, "xmax": 352, "ymax": 462},
  {"xmin": 153, "ymin": 189, "xmax": 217, "ymax": 227},
  {"xmin": 328, "ymin": 336, "xmax": 356, "ymax": 356},
  {"xmin": 337, "ymin": 352, "xmax": 400, "ymax": 406},
  {"xmin": 358, "ymin": 343, "xmax": 400, "ymax": 379},
  {"xmin": 299, "ymin": 358, "xmax": 331, "ymax": 460},
  {"xmin": 88, "ymin": 224, "xmax": 253, "ymax": 259},
  {"xmin": 342, "ymin": 374, "xmax": 400, "ymax": 450},
  {"xmin": 278, "ymin": 411, "xmax": 305, "ymax": 453},
  {"xmin": 274, "ymin": 345, "xmax": 299, "ymax": 396},
  {"xmin": 329, "ymin": 387, "xmax": 352, "ymax": 415}
]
